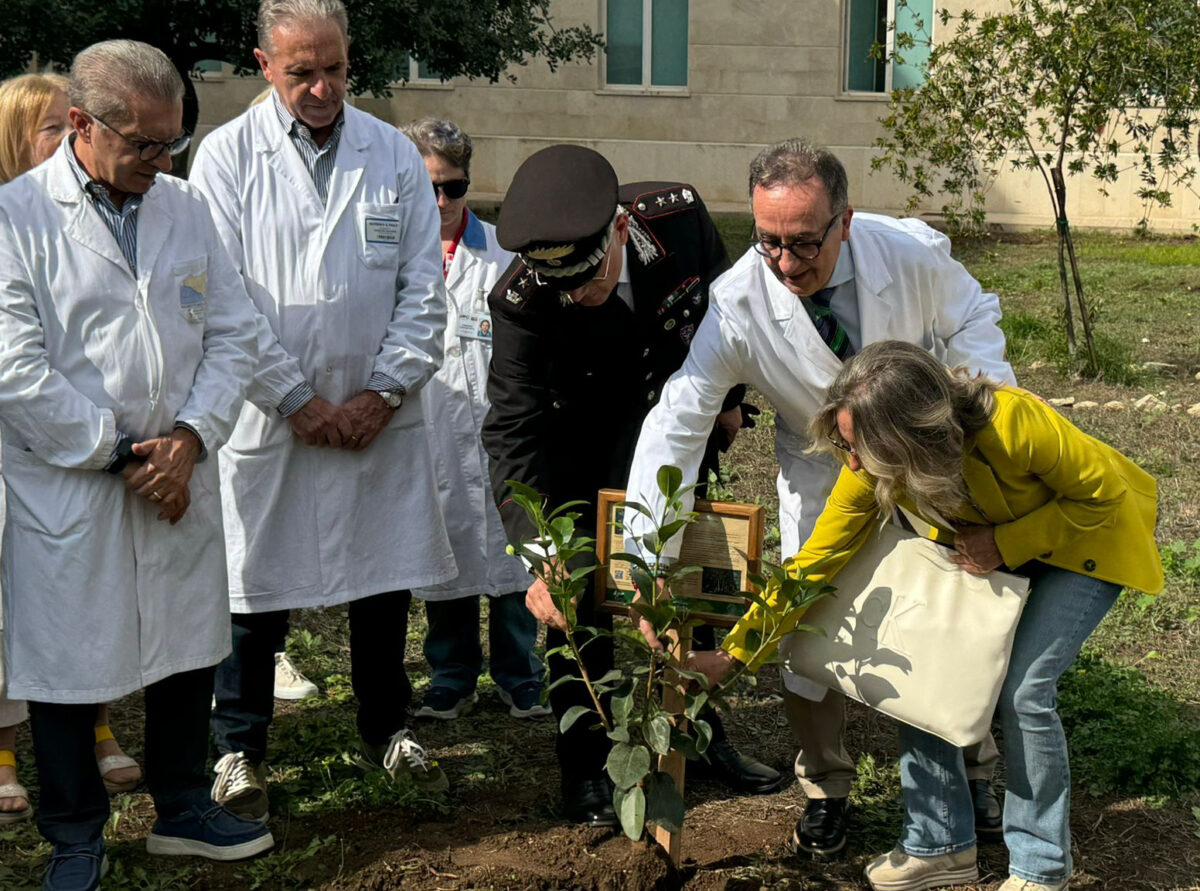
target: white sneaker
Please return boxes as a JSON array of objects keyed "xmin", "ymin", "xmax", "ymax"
[
  {"xmin": 211, "ymin": 752, "xmax": 269, "ymax": 822},
  {"xmin": 273, "ymin": 652, "xmax": 318, "ymax": 700},
  {"xmin": 358, "ymin": 728, "xmax": 449, "ymax": 793},
  {"xmin": 864, "ymin": 846, "xmax": 978, "ymax": 890},
  {"xmin": 998, "ymin": 877, "xmax": 1069, "ymax": 891}
]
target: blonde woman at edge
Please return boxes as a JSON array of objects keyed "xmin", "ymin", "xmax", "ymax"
[
  {"xmin": 688, "ymin": 340, "xmax": 1162, "ymax": 891},
  {"xmin": 0, "ymin": 73, "xmax": 143, "ymax": 824}
]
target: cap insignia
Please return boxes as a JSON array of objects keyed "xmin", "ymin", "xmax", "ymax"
[{"xmin": 526, "ymin": 244, "xmax": 576, "ymax": 266}]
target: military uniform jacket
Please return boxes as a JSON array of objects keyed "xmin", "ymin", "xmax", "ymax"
[{"xmin": 483, "ymin": 182, "xmax": 731, "ymax": 545}]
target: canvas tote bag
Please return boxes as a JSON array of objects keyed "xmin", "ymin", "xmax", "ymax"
[{"xmin": 781, "ymin": 521, "xmax": 1030, "ymax": 747}]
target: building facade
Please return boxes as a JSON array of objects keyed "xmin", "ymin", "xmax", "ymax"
[{"xmin": 192, "ymin": 0, "xmax": 1200, "ymax": 231}]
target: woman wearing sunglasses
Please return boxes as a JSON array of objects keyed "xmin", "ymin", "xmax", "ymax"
[
  {"xmin": 688, "ymin": 340, "xmax": 1162, "ymax": 891},
  {"xmin": 401, "ymin": 118, "xmax": 550, "ymax": 722}
]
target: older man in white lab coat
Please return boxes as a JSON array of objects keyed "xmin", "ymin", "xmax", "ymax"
[
  {"xmin": 190, "ymin": 0, "xmax": 453, "ymax": 818},
  {"xmin": 625, "ymin": 139, "xmax": 1014, "ymax": 858},
  {"xmin": 0, "ymin": 40, "xmax": 268, "ymax": 890}
]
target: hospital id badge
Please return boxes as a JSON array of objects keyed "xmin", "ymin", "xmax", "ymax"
[{"xmin": 457, "ymin": 309, "xmax": 493, "ymax": 341}]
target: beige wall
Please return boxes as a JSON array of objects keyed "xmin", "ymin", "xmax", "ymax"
[{"xmin": 192, "ymin": 0, "xmax": 1200, "ymax": 231}]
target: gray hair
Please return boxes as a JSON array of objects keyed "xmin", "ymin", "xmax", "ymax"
[
  {"xmin": 809, "ymin": 340, "xmax": 997, "ymax": 522},
  {"xmin": 400, "ymin": 117, "xmax": 473, "ymax": 176},
  {"xmin": 748, "ymin": 138, "xmax": 849, "ymax": 213},
  {"xmin": 257, "ymin": 0, "xmax": 350, "ymax": 53},
  {"xmin": 69, "ymin": 40, "xmax": 183, "ymax": 127}
]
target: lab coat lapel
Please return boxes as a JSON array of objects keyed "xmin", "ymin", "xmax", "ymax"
[
  {"xmin": 256, "ymin": 103, "xmax": 326, "ymax": 218},
  {"xmin": 46, "ymin": 148, "xmax": 134, "ymax": 278},
  {"xmin": 848, "ymin": 226, "xmax": 894, "ymax": 345},
  {"xmin": 322, "ymin": 111, "xmax": 366, "ymax": 246},
  {"xmin": 135, "ymin": 186, "xmax": 174, "ymax": 286}
]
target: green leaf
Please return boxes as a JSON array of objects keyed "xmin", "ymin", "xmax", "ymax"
[
  {"xmin": 545, "ymin": 673, "xmax": 580, "ymax": 693},
  {"xmin": 593, "ymin": 669, "xmax": 623, "ymax": 686},
  {"xmin": 614, "ymin": 783, "xmax": 646, "ymax": 841},
  {"xmin": 567, "ymin": 565, "xmax": 598, "ymax": 584},
  {"xmin": 693, "ymin": 718, "xmax": 713, "ymax": 756},
  {"xmin": 607, "ymin": 725, "xmax": 631, "ymax": 744},
  {"xmin": 646, "ymin": 715, "xmax": 672, "ymax": 756},
  {"xmin": 657, "ymin": 518, "xmax": 692, "ymax": 543},
  {"xmin": 611, "ymin": 679, "xmax": 637, "ymax": 723},
  {"xmin": 606, "ymin": 742, "xmax": 651, "ymax": 790},
  {"xmin": 504, "ymin": 479, "xmax": 543, "ymax": 502},
  {"xmin": 559, "ymin": 705, "xmax": 594, "ymax": 734},
  {"xmin": 685, "ymin": 691, "xmax": 709, "ymax": 721},
  {"xmin": 656, "ymin": 464, "xmax": 684, "ymax": 499},
  {"xmin": 643, "ymin": 770, "xmax": 685, "ymax": 833},
  {"xmin": 609, "ymin": 551, "xmax": 652, "ymax": 573}
]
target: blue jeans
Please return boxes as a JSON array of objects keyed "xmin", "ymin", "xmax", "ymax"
[
  {"xmin": 422, "ymin": 591, "xmax": 542, "ymax": 694},
  {"xmin": 897, "ymin": 563, "xmax": 1120, "ymax": 883}
]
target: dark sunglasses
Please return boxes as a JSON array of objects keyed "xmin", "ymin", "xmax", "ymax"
[{"xmin": 432, "ymin": 178, "xmax": 470, "ymax": 200}]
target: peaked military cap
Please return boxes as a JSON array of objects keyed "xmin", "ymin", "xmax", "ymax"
[{"xmin": 497, "ymin": 144, "xmax": 620, "ymax": 292}]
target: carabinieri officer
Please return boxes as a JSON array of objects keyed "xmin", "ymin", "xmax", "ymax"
[{"xmin": 482, "ymin": 144, "xmax": 781, "ymax": 828}]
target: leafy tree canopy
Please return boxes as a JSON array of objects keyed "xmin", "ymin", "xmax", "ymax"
[{"xmin": 0, "ymin": 0, "xmax": 602, "ymax": 121}]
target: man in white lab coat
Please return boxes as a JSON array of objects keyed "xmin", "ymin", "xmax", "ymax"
[
  {"xmin": 624, "ymin": 139, "xmax": 1013, "ymax": 857},
  {"xmin": 0, "ymin": 40, "xmax": 269, "ymax": 890},
  {"xmin": 190, "ymin": 0, "xmax": 454, "ymax": 818}
]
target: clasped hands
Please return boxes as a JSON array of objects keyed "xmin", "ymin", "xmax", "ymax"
[
  {"xmin": 288, "ymin": 391, "xmax": 394, "ymax": 450},
  {"xmin": 122, "ymin": 428, "xmax": 202, "ymax": 525}
]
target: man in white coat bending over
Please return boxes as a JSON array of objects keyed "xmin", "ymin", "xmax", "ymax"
[
  {"xmin": 624, "ymin": 139, "xmax": 1014, "ymax": 858},
  {"xmin": 191, "ymin": 0, "xmax": 454, "ymax": 819},
  {"xmin": 0, "ymin": 40, "xmax": 269, "ymax": 890}
]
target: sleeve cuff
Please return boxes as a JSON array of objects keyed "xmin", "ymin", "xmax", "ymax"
[
  {"xmin": 173, "ymin": 422, "xmax": 209, "ymax": 461},
  {"xmin": 365, "ymin": 372, "xmax": 405, "ymax": 393},
  {"xmin": 277, "ymin": 382, "xmax": 317, "ymax": 418}
]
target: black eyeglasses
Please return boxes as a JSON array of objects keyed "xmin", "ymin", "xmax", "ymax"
[
  {"xmin": 88, "ymin": 111, "xmax": 192, "ymax": 161},
  {"xmin": 432, "ymin": 178, "xmax": 470, "ymax": 200},
  {"xmin": 753, "ymin": 210, "xmax": 843, "ymax": 262},
  {"xmin": 826, "ymin": 432, "xmax": 858, "ymax": 457}
]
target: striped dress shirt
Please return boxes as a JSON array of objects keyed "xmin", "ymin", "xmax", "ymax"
[
  {"xmin": 272, "ymin": 91, "xmax": 343, "ymax": 207},
  {"xmin": 65, "ymin": 136, "xmax": 142, "ymax": 275}
]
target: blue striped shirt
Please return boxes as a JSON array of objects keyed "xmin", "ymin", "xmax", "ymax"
[
  {"xmin": 65, "ymin": 136, "xmax": 142, "ymax": 274},
  {"xmin": 272, "ymin": 91, "xmax": 343, "ymax": 206}
]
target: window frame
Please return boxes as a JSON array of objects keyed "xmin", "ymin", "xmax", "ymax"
[
  {"xmin": 840, "ymin": 0, "xmax": 934, "ymax": 98},
  {"xmin": 599, "ymin": 0, "xmax": 691, "ymax": 95}
]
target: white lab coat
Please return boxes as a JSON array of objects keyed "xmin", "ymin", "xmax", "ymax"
[
  {"xmin": 415, "ymin": 212, "xmax": 530, "ymax": 601},
  {"xmin": 626, "ymin": 213, "xmax": 1015, "ymax": 564},
  {"xmin": 191, "ymin": 98, "xmax": 455, "ymax": 613},
  {"xmin": 0, "ymin": 141, "xmax": 258, "ymax": 703}
]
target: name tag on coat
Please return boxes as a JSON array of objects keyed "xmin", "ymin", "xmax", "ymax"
[{"xmin": 364, "ymin": 217, "xmax": 400, "ymax": 245}]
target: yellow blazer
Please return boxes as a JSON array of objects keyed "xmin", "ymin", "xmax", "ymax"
[{"xmin": 724, "ymin": 387, "xmax": 1163, "ymax": 668}]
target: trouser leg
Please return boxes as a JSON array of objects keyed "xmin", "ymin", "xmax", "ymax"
[
  {"xmin": 486, "ymin": 590, "xmax": 542, "ymax": 692},
  {"xmin": 963, "ymin": 730, "xmax": 1000, "ymax": 781},
  {"xmin": 548, "ymin": 581, "xmax": 611, "ymax": 782},
  {"xmin": 784, "ymin": 687, "xmax": 855, "ymax": 799},
  {"xmin": 897, "ymin": 722, "xmax": 976, "ymax": 855},
  {"xmin": 349, "ymin": 589, "xmax": 413, "ymax": 747},
  {"xmin": 422, "ymin": 597, "xmax": 484, "ymax": 694},
  {"xmin": 29, "ymin": 701, "xmax": 107, "ymax": 845},
  {"xmin": 211, "ymin": 610, "xmax": 289, "ymax": 763},
  {"xmin": 144, "ymin": 665, "xmax": 217, "ymax": 818}
]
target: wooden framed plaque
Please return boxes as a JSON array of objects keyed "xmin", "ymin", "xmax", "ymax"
[{"xmin": 593, "ymin": 488, "xmax": 764, "ymax": 629}]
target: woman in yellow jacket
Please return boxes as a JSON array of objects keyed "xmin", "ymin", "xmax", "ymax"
[{"xmin": 689, "ymin": 340, "xmax": 1162, "ymax": 891}]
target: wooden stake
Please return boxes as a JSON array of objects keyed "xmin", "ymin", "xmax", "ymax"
[{"xmin": 652, "ymin": 624, "xmax": 693, "ymax": 867}]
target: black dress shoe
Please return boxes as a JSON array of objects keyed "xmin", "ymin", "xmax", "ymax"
[
  {"xmin": 792, "ymin": 797, "xmax": 848, "ymax": 856},
  {"xmin": 561, "ymin": 774, "xmax": 618, "ymax": 828},
  {"xmin": 689, "ymin": 738, "xmax": 785, "ymax": 795},
  {"xmin": 970, "ymin": 778, "xmax": 1003, "ymax": 840}
]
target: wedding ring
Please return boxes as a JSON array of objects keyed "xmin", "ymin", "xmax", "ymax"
[{"xmin": 150, "ymin": 491, "xmax": 163, "ymax": 502}]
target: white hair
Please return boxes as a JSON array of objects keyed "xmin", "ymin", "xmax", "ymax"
[{"xmin": 69, "ymin": 40, "xmax": 183, "ymax": 127}]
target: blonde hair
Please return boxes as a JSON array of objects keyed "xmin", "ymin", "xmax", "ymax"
[
  {"xmin": 809, "ymin": 340, "xmax": 998, "ymax": 521},
  {"xmin": 0, "ymin": 73, "xmax": 69, "ymax": 184}
]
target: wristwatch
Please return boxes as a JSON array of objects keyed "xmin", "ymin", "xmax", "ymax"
[{"xmin": 375, "ymin": 389, "xmax": 404, "ymax": 409}]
